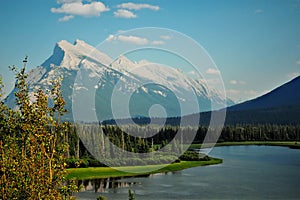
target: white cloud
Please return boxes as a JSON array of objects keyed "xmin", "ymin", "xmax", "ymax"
[
  {"xmin": 106, "ymin": 35, "xmax": 149, "ymax": 45},
  {"xmin": 117, "ymin": 2, "xmax": 160, "ymax": 11},
  {"xmin": 160, "ymin": 35, "xmax": 171, "ymax": 40},
  {"xmin": 51, "ymin": 1, "xmax": 109, "ymax": 18},
  {"xmin": 106, "ymin": 34, "xmax": 166, "ymax": 45},
  {"xmin": 206, "ymin": 68, "xmax": 220, "ymax": 75},
  {"xmin": 106, "ymin": 35, "xmax": 165, "ymax": 45},
  {"xmin": 227, "ymin": 89, "xmax": 241, "ymax": 95},
  {"xmin": 58, "ymin": 15, "xmax": 74, "ymax": 22},
  {"xmin": 229, "ymin": 80, "xmax": 238, "ymax": 85},
  {"xmin": 106, "ymin": 34, "xmax": 115, "ymax": 41},
  {"xmin": 114, "ymin": 9, "xmax": 137, "ymax": 18},
  {"xmin": 230, "ymin": 80, "xmax": 246, "ymax": 85},
  {"xmin": 227, "ymin": 89, "xmax": 258, "ymax": 102},
  {"xmin": 244, "ymin": 90, "xmax": 257, "ymax": 96},
  {"xmin": 287, "ymin": 72, "xmax": 300, "ymax": 79},
  {"xmin": 117, "ymin": 30, "xmax": 125, "ymax": 34},
  {"xmin": 57, "ymin": 0, "xmax": 81, "ymax": 3},
  {"xmin": 296, "ymin": 61, "xmax": 300, "ymax": 65},
  {"xmin": 118, "ymin": 35, "xmax": 148, "ymax": 45},
  {"xmin": 151, "ymin": 40, "xmax": 165, "ymax": 45}
]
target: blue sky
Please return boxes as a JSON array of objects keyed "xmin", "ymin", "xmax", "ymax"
[{"xmin": 0, "ymin": 0, "xmax": 300, "ymax": 102}]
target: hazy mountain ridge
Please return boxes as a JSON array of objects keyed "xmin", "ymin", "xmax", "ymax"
[
  {"xmin": 197, "ymin": 76, "xmax": 300, "ymax": 125},
  {"xmin": 104, "ymin": 76, "xmax": 300, "ymax": 125},
  {"xmin": 222, "ymin": 76, "xmax": 300, "ymax": 124},
  {"xmin": 228, "ymin": 76, "xmax": 300, "ymax": 111}
]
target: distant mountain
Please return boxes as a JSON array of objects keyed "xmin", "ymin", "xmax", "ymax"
[
  {"xmin": 5, "ymin": 39, "xmax": 233, "ymax": 121},
  {"xmin": 106, "ymin": 76, "xmax": 300, "ymax": 126},
  {"xmin": 222, "ymin": 76, "xmax": 300, "ymax": 124},
  {"xmin": 228, "ymin": 76, "xmax": 300, "ymax": 111}
]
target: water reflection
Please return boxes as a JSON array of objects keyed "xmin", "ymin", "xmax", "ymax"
[
  {"xmin": 77, "ymin": 175, "xmax": 149, "ymax": 193},
  {"xmin": 76, "ymin": 146, "xmax": 300, "ymax": 200}
]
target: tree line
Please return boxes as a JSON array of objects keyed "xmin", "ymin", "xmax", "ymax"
[{"xmin": 62, "ymin": 123, "xmax": 300, "ymax": 168}]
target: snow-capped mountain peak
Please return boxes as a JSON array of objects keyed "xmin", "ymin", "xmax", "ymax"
[
  {"xmin": 41, "ymin": 39, "xmax": 112, "ymax": 71},
  {"xmin": 57, "ymin": 39, "xmax": 73, "ymax": 50},
  {"xmin": 6, "ymin": 39, "xmax": 233, "ymax": 121},
  {"xmin": 110, "ymin": 54, "xmax": 138, "ymax": 72}
]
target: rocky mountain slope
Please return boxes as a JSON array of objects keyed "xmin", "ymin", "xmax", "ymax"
[{"xmin": 5, "ymin": 39, "xmax": 234, "ymax": 121}]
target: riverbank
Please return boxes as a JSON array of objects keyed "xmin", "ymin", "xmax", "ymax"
[
  {"xmin": 74, "ymin": 145, "xmax": 300, "ymax": 200},
  {"xmin": 67, "ymin": 158, "xmax": 222, "ymax": 180},
  {"xmin": 67, "ymin": 141, "xmax": 300, "ymax": 180},
  {"xmin": 190, "ymin": 141, "xmax": 300, "ymax": 149}
]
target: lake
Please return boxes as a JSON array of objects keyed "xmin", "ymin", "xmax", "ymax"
[{"xmin": 76, "ymin": 145, "xmax": 300, "ymax": 199}]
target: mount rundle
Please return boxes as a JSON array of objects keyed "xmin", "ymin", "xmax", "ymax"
[{"xmin": 6, "ymin": 39, "xmax": 233, "ymax": 121}]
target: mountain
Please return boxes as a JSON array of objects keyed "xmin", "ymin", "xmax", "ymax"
[
  {"xmin": 222, "ymin": 76, "xmax": 300, "ymax": 124},
  {"xmin": 5, "ymin": 39, "xmax": 234, "ymax": 122},
  {"xmin": 185, "ymin": 76, "xmax": 300, "ymax": 126},
  {"xmin": 110, "ymin": 76, "xmax": 300, "ymax": 126},
  {"xmin": 228, "ymin": 76, "xmax": 300, "ymax": 111}
]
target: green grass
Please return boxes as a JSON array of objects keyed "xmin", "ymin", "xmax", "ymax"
[
  {"xmin": 67, "ymin": 158, "xmax": 222, "ymax": 180},
  {"xmin": 67, "ymin": 141, "xmax": 300, "ymax": 180},
  {"xmin": 189, "ymin": 141, "xmax": 300, "ymax": 149}
]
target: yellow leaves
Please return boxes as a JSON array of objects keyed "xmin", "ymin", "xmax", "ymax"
[{"xmin": 1, "ymin": 57, "xmax": 77, "ymax": 199}]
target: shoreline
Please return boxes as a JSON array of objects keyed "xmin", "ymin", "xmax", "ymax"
[
  {"xmin": 67, "ymin": 141, "xmax": 300, "ymax": 180},
  {"xmin": 191, "ymin": 141, "xmax": 300, "ymax": 149},
  {"xmin": 67, "ymin": 158, "xmax": 222, "ymax": 180}
]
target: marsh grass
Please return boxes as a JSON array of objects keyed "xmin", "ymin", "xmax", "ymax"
[{"xmin": 67, "ymin": 159, "xmax": 222, "ymax": 180}]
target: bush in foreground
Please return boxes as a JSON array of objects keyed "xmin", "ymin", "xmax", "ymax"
[{"xmin": 0, "ymin": 58, "xmax": 77, "ymax": 199}]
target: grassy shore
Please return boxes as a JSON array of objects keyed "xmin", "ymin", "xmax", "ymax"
[
  {"xmin": 67, "ymin": 141, "xmax": 300, "ymax": 180},
  {"xmin": 189, "ymin": 141, "xmax": 300, "ymax": 149},
  {"xmin": 67, "ymin": 158, "xmax": 222, "ymax": 180}
]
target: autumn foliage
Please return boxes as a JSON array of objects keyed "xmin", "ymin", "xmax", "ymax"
[{"xmin": 0, "ymin": 57, "xmax": 77, "ymax": 199}]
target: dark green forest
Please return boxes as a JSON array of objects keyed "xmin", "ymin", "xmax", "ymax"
[{"xmin": 63, "ymin": 123, "xmax": 300, "ymax": 168}]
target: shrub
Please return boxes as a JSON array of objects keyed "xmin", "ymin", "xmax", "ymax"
[{"xmin": 179, "ymin": 151, "xmax": 208, "ymax": 161}]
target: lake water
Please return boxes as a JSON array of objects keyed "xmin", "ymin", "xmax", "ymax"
[{"xmin": 76, "ymin": 145, "xmax": 300, "ymax": 199}]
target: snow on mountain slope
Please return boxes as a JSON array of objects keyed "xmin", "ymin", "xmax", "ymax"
[{"xmin": 6, "ymin": 39, "xmax": 233, "ymax": 121}]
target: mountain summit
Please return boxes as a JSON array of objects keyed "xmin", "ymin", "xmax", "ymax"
[
  {"xmin": 6, "ymin": 39, "xmax": 233, "ymax": 121},
  {"xmin": 41, "ymin": 39, "xmax": 112, "ymax": 70}
]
